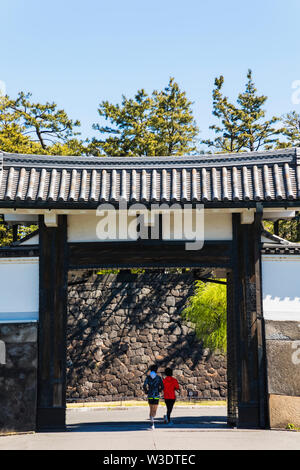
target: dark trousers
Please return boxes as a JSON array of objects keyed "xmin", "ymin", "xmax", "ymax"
[{"xmin": 165, "ymin": 399, "xmax": 176, "ymax": 422}]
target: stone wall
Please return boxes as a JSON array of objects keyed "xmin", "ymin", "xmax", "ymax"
[
  {"xmin": 0, "ymin": 323, "xmax": 37, "ymax": 434},
  {"xmin": 67, "ymin": 271, "xmax": 227, "ymax": 402},
  {"xmin": 265, "ymin": 320, "xmax": 300, "ymax": 428}
]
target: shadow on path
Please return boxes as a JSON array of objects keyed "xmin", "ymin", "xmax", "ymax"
[{"xmin": 67, "ymin": 415, "xmax": 228, "ymax": 433}]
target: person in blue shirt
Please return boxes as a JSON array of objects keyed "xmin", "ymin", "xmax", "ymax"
[{"xmin": 143, "ymin": 364, "xmax": 163, "ymax": 429}]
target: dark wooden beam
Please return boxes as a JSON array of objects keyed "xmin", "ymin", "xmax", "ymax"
[
  {"xmin": 36, "ymin": 215, "xmax": 68, "ymax": 431},
  {"xmin": 68, "ymin": 240, "xmax": 233, "ymax": 270},
  {"xmin": 198, "ymin": 278, "xmax": 227, "ymax": 285},
  {"xmin": 12, "ymin": 224, "xmax": 18, "ymax": 243},
  {"xmin": 254, "ymin": 207, "xmax": 269, "ymax": 428},
  {"xmin": 0, "ymin": 246, "xmax": 39, "ymax": 257},
  {"xmin": 226, "ymin": 268, "xmax": 238, "ymax": 427},
  {"xmin": 232, "ymin": 212, "xmax": 269, "ymax": 428}
]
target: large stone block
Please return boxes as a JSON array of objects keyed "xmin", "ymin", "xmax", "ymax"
[
  {"xmin": 269, "ymin": 394, "xmax": 300, "ymax": 428},
  {"xmin": 265, "ymin": 321, "xmax": 300, "ymax": 341},
  {"xmin": 0, "ymin": 323, "xmax": 37, "ymax": 343},
  {"xmin": 266, "ymin": 340, "xmax": 300, "ymax": 396}
]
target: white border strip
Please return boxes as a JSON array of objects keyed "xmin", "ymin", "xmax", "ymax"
[{"xmin": 0, "ymin": 257, "xmax": 38, "ymax": 265}]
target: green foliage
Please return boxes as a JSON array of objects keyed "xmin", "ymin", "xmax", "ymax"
[
  {"xmin": 9, "ymin": 91, "xmax": 82, "ymax": 150},
  {"xmin": 0, "ymin": 96, "xmax": 42, "ymax": 154},
  {"xmin": 0, "ymin": 216, "xmax": 13, "ymax": 246},
  {"xmin": 202, "ymin": 75, "xmax": 242, "ymax": 153},
  {"xmin": 92, "ymin": 89, "xmax": 155, "ymax": 156},
  {"xmin": 150, "ymin": 78, "xmax": 199, "ymax": 155},
  {"xmin": 0, "ymin": 216, "xmax": 38, "ymax": 247},
  {"xmin": 1, "ymin": 74, "xmax": 300, "ymax": 247},
  {"xmin": 97, "ymin": 268, "xmax": 145, "ymax": 274},
  {"xmin": 18, "ymin": 224, "xmax": 38, "ymax": 239},
  {"xmin": 277, "ymin": 218, "xmax": 300, "ymax": 242},
  {"xmin": 263, "ymin": 217, "xmax": 300, "ymax": 243},
  {"xmin": 0, "ymin": 92, "xmax": 86, "ymax": 245},
  {"xmin": 277, "ymin": 111, "xmax": 300, "ymax": 148},
  {"xmin": 91, "ymin": 78, "xmax": 198, "ymax": 156},
  {"xmin": 204, "ymin": 70, "xmax": 283, "ymax": 152},
  {"xmin": 236, "ymin": 70, "xmax": 282, "ymax": 151},
  {"xmin": 47, "ymin": 139, "xmax": 88, "ymax": 156},
  {"xmin": 286, "ymin": 423, "xmax": 300, "ymax": 431},
  {"xmin": 183, "ymin": 280, "xmax": 227, "ymax": 352},
  {"xmin": 0, "ymin": 92, "xmax": 86, "ymax": 155}
]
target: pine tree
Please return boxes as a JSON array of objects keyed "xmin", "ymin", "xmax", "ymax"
[
  {"xmin": 91, "ymin": 78, "xmax": 198, "ymax": 156},
  {"xmin": 277, "ymin": 111, "xmax": 300, "ymax": 148},
  {"xmin": 0, "ymin": 92, "xmax": 85, "ymax": 246},
  {"xmin": 150, "ymin": 77, "xmax": 198, "ymax": 155},
  {"xmin": 202, "ymin": 76, "xmax": 242, "ymax": 153},
  {"xmin": 237, "ymin": 70, "xmax": 282, "ymax": 151},
  {"xmin": 0, "ymin": 95, "xmax": 41, "ymax": 154},
  {"xmin": 9, "ymin": 91, "xmax": 83, "ymax": 151},
  {"xmin": 91, "ymin": 89, "xmax": 155, "ymax": 156},
  {"xmin": 204, "ymin": 70, "xmax": 283, "ymax": 153}
]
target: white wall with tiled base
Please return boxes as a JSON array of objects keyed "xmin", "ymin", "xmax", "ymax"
[{"xmin": 262, "ymin": 254, "xmax": 300, "ymax": 428}]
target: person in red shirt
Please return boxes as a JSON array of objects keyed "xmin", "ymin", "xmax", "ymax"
[{"xmin": 163, "ymin": 367, "xmax": 179, "ymax": 424}]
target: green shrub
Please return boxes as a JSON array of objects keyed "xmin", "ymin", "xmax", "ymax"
[
  {"xmin": 286, "ymin": 423, "xmax": 300, "ymax": 431},
  {"xmin": 183, "ymin": 280, "xmax": 227, "ymax": 353}
]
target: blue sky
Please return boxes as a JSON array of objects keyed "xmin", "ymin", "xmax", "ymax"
[{"xmin": 1, "ymin": 0, "xmax": 300, "ymax": 146}]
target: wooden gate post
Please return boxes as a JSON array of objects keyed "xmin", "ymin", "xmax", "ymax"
[
  {"xmin": 226, "ymin": 269, "xmax": 238, "ymax": 426},
  {"xmin": 232, "ymin": 211, "xmax": 269, "ymax": 428},
  {"xmin": 37, "ymin": 215, "xmax": 68, "ymax": 431}
]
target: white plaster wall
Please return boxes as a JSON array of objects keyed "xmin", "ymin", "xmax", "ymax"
[
  {"xmin": 262, "ymin": 254, "xmax": 300, "ymax": 321},
  {"xmin": 3, "ymin": 214, "xmax": 38, "ymax": 224},
  {"xmin": 0, "ymin": 258, "xmax": 39, "ymax": 322},
  {"xmin": 204, "ymin": 213, "xmax": 232, "ymax": 240},
  {"xmin": 20, "ymin": 234, "xmax": 39, "ymax": 245},
  {"xmin": 67, "ymin": 211, "xmax": 232, "ymax": 242}
]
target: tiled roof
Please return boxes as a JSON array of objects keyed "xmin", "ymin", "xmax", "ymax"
[
  {"xmin": 262, "ymin": 243, "xmax": 300, "ymax": 254},
  {"xmin": 0, "ymin": 148, "xmax": 299, "ymax": 208}
]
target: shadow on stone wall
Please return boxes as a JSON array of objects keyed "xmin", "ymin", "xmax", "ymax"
[{"xmin": 67, "ymin": 271, "xmax": 227, "ymax": 402}]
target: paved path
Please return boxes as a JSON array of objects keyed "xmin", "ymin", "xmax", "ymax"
[{"xmin": 0, "ymin": 406, "xmax": 299, "ymax": 450}]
